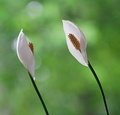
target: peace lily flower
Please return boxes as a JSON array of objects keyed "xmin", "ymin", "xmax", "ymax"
[
  {"xmin": 62, "ymin": 20, "xmax": 88, "ymax": 66},
  {"xmin": 16, "ymin": 29, "xmax": 49, "ymax": 114},
  {"xmin": 62, "ymin": 20, "xmax": 109, "ymax": 115},
  {"xmin": 16, "ymin": 29, "xmax": 35, "ymax": 80}
]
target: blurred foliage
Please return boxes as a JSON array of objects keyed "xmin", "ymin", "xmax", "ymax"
[{"xmin": 0, "ymin": 0, "xmax": 120, "ymax": 115}]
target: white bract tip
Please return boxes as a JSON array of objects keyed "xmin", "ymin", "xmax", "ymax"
[
  {"xmin": 16, "ymin": 29, "xmax": 35, "ymax": 80},
  {"xmin": 62, "ymin": 20, "xmax": 88, "ymax": 66}
]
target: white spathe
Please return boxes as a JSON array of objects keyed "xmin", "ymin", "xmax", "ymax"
[
  {"xmin": 16, "ymin": 29, "xmax": 35, "ymax": 80},
  {"xmin": 62, "ymin": 20, "xmax": 88, "ymax": 66}
]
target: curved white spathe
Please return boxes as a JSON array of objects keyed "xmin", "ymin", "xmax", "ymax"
[
  {"xmin": 16, "ymin": 29, "xmax": 35, "ymax": 80},
  {"xmin": 62, "ymin": 20, "xmax": 88, "ymax": 66}
]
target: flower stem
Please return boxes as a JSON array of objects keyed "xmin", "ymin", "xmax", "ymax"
[
  {"xmin": 88, "ymin": 61, "xmax": 109, "ymax": 115},
  {"xmin": 28, "ymin": 72, "xmax": 49, "ymax": 115}
]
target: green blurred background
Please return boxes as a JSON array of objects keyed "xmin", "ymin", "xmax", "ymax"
[{"xmin": 0, "ymin": 0, "xmax": 120, "ymax": 114}]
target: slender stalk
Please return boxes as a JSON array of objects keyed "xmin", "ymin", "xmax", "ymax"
[
  {"xmin": 88, "ymin": 61, "xmax": 109, "ymax": 115},
  {"xmin": 28, "ymin": 72, "xmax": 49, "ymax": 115}
]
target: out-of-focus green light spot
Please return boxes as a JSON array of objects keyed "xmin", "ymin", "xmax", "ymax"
[{"xmin": 25, "ymin": 1, "xmax": 43, "ymax": 19}]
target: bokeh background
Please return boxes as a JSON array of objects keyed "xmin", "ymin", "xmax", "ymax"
[{"xmin": 0, "ymin": 0, "xmax": 120, "ymax": 115}]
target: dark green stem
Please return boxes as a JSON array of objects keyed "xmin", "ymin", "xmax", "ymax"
[
  {"xmin": 88, "ymin": 61, "xmax": 109, "ymax": 115},
  {"xmin": 28, "ymin": 72, "xmax": 49, "ymax": 115}
]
